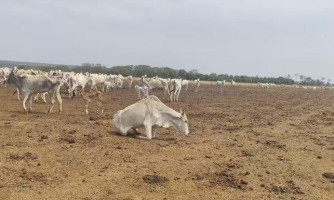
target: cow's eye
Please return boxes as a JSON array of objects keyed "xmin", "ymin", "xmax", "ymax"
[{"xmin": 185, "ymin": 120, "xmax": 188, "ymax": 123}]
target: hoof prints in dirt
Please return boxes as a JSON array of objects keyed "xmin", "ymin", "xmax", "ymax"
[
  {"xmin": 10, "ymin": 152, "xmax": 38, "ymax": 161},
  {"xmin": 323, "ymin": 172, "xmax": 334, "ymax": 183},
  {"xmin": 265, "ymin": 140, "xmax": 286, "ymax": 149},
  {"xmin": 209, "ymin": 170, "xmax": 249, "ymax": 190},
  {"xmin": 62, "ymin": 136, "xmax": 76, "ymax": 144},
  {"xmin": 143, "ymin": 175, "xmax": 169, "ymax": 184},
  {"xmin": 266, "ymin": 180, "xmax": 303, "ymax": 195},
  {"xmin": 19, "ymin": 169, "xmax": 47, "ymax": 184}
]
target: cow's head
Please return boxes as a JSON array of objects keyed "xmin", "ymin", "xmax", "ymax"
[
  {"xmin": 179, "ymin": 109, "xmax": 189, "ymax": 136},
  {"xmin": 7, "ymin": 67, "xmax": 19, "ymax": 85}
]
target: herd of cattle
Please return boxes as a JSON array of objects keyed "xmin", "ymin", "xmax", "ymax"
[
  {"xmin": 0, "ymin": 67, "xmax": 332, "ymax": 139},
  {"xmin": 0, "ymin": 67, "xmax": 196, "ymax": 139}
]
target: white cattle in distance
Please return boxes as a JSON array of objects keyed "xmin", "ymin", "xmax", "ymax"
[
  {"xmin": 138, "ymin": 76, "xmax": 170, "ymax": 93},
  {"xmin": 231, "ymin": 80, "xmax": 236, "ymax": 85},
  {"xmin": 105, "ymin": 74, "xmax": 123, "ymax": 89},
  {"xmin": 135, "ymin": 84, "xmax": 149, "ymax": 100},
  {"xmin": 67, "ymin": 73, "xmax": 90, "ymax": 99},
  {"xmin": 7, "ymin": 69, "xmax": 64, "ymax": 113},
  {"xmin": 127, "ymin": 76, "xmax": 133, "ymax": 88},
  {"xmin": 0, "ymin": 67, "xmax": 10, "ymax": 87},
  {"xmin": 169, "ymin": 79, "xmax": 182, "ymax": 102},
  {"xmin": 216, "ymin": 80, "xmax": 225, "ymax": 92},
  {"xmin": 181, "ymin": 79, "xmax": 189, "ymax": 91},
  {"xmin": 258, "ymin": 82, "xmax": 270, "ymax": 89},
  {"xmin": 104, "ymin": 81, "xmax": 117, "ymax": 92},
  {"xmin": 88, "ymin": 74, "xmax": 107, "ymax": 91},
  {"xmin": 113, "ymin": 95, "xmax": 189, "ymax": 140},
  {"xmin": 194, "ymin": 78, "xmax": 200, "ymax": 92}
]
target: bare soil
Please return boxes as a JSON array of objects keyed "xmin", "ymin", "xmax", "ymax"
[{"xmin": 0, "ymin": 83, "xmax": 334, "ymax": 200}]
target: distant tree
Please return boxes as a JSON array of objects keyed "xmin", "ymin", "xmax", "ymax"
[{"xmin": 178, "ymin": 69, "xmax": 187, "ymax": 79}]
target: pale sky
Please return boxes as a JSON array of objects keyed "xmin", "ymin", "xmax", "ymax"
[{"xmin": 1, "ymin": 0, "xmax": 334, "ymax": 81}]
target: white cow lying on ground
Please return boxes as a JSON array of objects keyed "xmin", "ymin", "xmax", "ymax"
[
  {"xmin": 216, "ymin": 80, "xmax": 225, "ymax": 92},
  {"xmin": 7, "ymin": 69, "xmax": 63, "ymax": 113},
  {"xmin": 113, "ymin": 95, "xmax": 189, "ymax": 140},
  {"xmin": 169, "ymin": 79, "xmax": 182, "ymax": 102},
  {"xmin": 135, "ymin": 85, "xmax": 149, "ymax": 100}
]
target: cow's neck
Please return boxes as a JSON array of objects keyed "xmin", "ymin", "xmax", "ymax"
[
  {"xmin": 161, "ymin": 110, "xmax": 183, "ymax": 131},
  {"xmin": 10, "ymin": 74, "xmax": 23, "ymax": 88}
]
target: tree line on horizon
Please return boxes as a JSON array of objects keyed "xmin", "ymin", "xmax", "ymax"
[{"xmin": 15, "ymin": 63, "xmax": 332, "ymax": 86}]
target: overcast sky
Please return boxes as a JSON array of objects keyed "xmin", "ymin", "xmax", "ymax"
[{"xmin": 1, "ymin": 0, "xmax": 334, "ymax": 80}]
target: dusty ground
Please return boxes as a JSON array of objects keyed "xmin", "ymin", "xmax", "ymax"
[{"xmin": 0, "ymin": 83, "xmax": 334, "ymax": 200}]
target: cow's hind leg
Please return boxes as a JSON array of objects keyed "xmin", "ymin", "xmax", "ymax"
[
  {"xmin": 85, "ymin": 101, "xmax": 89, "ymax": 115},
  {"xmin": 169, "ymin": 91, "xmax": 173, "ymax": 102},
  {"xmin": 41, "ymin": 93, "xmax": 47, "ymax": 103},
  {"xmin": 33, "ymin": 93, "xmax": 39, "ymax": 102},
  {"xmin": 48, "ymin": 91, "xmax": 56, "ymax": 113},
  {"xmin": 176, "ymin": 90, "xmax": 181, "ymax": 102},
  {"xmin": 28, "ymin": 94, "xmax": 33, "ymax": 112},
  {"xmin": 96, "ymin": 99, "xmax": 103, "ymax": 114},
  {"xmin": 56, "ymin": 91, "xmax": 62, "ymax": 112}
]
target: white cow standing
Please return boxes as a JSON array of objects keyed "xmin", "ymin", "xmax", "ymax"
[
  {"xmin": 0, "ymin": 68, "xmax": 10, "ymax": 87},
  {"xmin": 7, "ymin": 69, "xmax": 63, "ymax": 113},
  {"xmin": 216, "ymin": 80, "xmax": 225, "ymax": 92},
  {"xmin": 127, "ymin": 76, "xmax": 133, "ymax": 88},
  {"xmin": 181, "ymin": 79, "xmax": 189, "ymax": 91},
  {"xmin": 194, "ymin": 78, "xmax": 200, "ymax": 92},
  {"xmin": 231, "ymin": 80, "xmax": 236, "ymax": 86},
  {"xmin": 113, "ymin": 95, "xmax": 189, "ymax": 140},
  {"xmin": 88, "ymin": 74, "xmax": 106, "ymax": 92},
  {"xmin": 135, "ymin": 85, "xmax": 149, "ymax": 100},
  {"xmin": 67, "ymin": 73, "xmax": 90, "ymax": 99},
  {"xmin": 169, "ymin": 79, "xmax": 182, "ymax": 102},
  {"xmin": 139, "ymin": 76, "xmax": 170, "ymax": 94}
]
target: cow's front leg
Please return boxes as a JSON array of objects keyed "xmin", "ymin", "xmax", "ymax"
[
  {"xmin": 135, "ymin": 124, "xmax": 152, "ymax": 140},
  {"xmin": 132, "ymin": 128, "xmax": 140, "ymax": 135},
  {"xmin": 22, "ymin": 94, "xmax": 29, "ymax": 113},
  {"xmin": 17, "ymin": 88, "xmax": 20, "ymax": 101},
  {"xmin": 152, "ymin": 126, "xmax": 157, "ymax": 138}
]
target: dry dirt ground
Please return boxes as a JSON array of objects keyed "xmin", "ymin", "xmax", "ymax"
[{"xmin": 0, "ymin": 83, "xmax": 334, "ymax": 200}]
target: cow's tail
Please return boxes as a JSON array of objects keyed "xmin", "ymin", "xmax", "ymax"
[{"xmin": 168, "ymin": 80, "xmax": 175, "ymax": 94}]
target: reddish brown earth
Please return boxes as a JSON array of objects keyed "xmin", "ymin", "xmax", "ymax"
[{"xmin": 0, "ymin": 83, "xmax": 334, "ymax": 200}]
